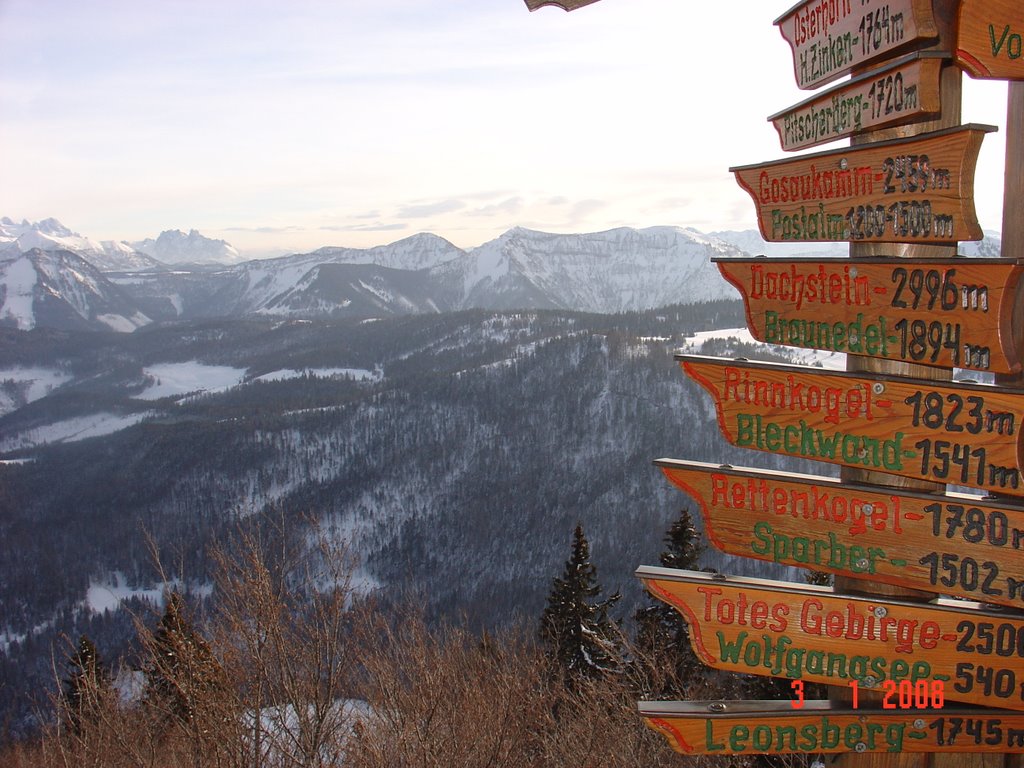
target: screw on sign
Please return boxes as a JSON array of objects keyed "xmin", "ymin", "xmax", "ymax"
[
  {"xmin": 655, "ymin": 458, "xmax": 1024, "ymax": 610},
  {"xmin": 636, "ymin": 568, "xmax": 1024, "ymax": 712},
  {"xmin": 640, "ymin": 700, "xmax": 1024, "ymax": 755}
]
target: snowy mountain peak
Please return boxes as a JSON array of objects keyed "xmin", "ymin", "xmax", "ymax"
[
  {"xmin": 131, "ymin": 229, "xmax": 242, "ymax": 266},
  {"xmin": 35, "ymin": 217, "xmax": 76, "ymax": 237},
  {"xmin": 307, "ymin": 232, "xmax": 464, "ymax": 272},
  {"xmin": 0, "ymin": 216, "xmax": 164, "ymax": 272}
]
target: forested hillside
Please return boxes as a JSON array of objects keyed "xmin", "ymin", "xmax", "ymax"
[{"xmin": 0, "ymin": 301, "xmax": 821, "ymax": 732}]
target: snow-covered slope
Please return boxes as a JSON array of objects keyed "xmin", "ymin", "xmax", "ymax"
[
  {"xmin": 709, "ymin": 229, "xmax": 848, "ymax": 259},
  {"xmin": 309, "ymin": 232, "xmax": 465, "ymax": 271},
  {"xmin": 0, "ymin": 248, "xmax": 151, "ymax": 332},
  {"xmin": 460, "ymin": 226, "xmax": 737, "ymax": 312},
  {"xmin": 101, "ymin": 226, "xmax": 742, "ymax": 322}
]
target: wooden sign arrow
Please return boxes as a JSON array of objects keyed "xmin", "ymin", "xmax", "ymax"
[
  {"xmin": 731, "ymin": 124, "xmax": 995, "ymax": 244},
  {"xmin": 641, "ymin": 700, "xmax": 1024, "ymax": 755},
  {"xmin": 955, "ymin": 0, "xmax": 1024, "ymax": 80},
  {"xmin": 678, "ymin": 355, "xmax": 1024, "ymax": 495},
  {"xmin": 713, "ymin": 256, "xmax": 1024, "ymax": 374},
  {"xmin": 769, "ymin": 52, "xmax": 946, "ymax": 152},
  {"xmin": 524, "ymin": 0, "xmax": 601, "ymax": 10},
  {"xmin": 636, "ymin": 567, "xmax": 1024, "ymax": 711},
  {"xmin": 656, "ymin": 458, "xmax": 1024, "ymax": 609},
  {"xmin": 775, "ymin": 0, "xmax": 939, "ymax": 90}
]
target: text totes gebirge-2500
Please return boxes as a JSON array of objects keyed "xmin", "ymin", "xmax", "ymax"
[
  {"xmin": 679, "ymin": 355, "xmax": 1024, "ymax": 495},
  {"xmin": 714, "ymin": 256, "xmax": 1024, "ymax": 374},
  {"xmin": 731, "ymin": 124, "xmax": 995, "ymax": 244},
  {"xmin": 656, "ymin": 458, "xmax": 1024, "ymax": 609},
  {"xmin": 637, "ymin": 568, "xmax": 1024, "ymax": 711}
]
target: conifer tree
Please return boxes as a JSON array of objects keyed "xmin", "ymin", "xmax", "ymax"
[
  {"xmin": 60, "ymin": 634, "xmax": 110, "ymax": 734},
  {"xmin": 633, "ymin": 508, "xmax": 705, "ymax": 697},
  {"xmin": 540, "ymin": 524, "xmax": 622, "ymax": 682},
  {"xmin": 145, "ymin": 591, "xmax": 225, "ymax": 727}
]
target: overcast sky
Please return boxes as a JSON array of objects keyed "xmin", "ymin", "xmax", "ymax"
[{"xmin": 0, "ymin": 0, "xmax": 1011, "ymax": 256}]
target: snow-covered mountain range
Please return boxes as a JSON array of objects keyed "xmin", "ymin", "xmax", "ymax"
[
  {"xmin": 0, "ymin": 219, "xmax": 244, "ymax": 270},
  {"xmin": 1, "ymin": 220, "xmax": 752, "ymax": 330},
  {"xmin": 129, "ymin": 228, "xmax": 242, "ymax": 266},
  {"xmin": 0, "ymin": 217, "xmax": 162, "ymax": 271},
  {"xmin": 2, "ymin": 217, "xmax": 1004, "ymax": 332}
]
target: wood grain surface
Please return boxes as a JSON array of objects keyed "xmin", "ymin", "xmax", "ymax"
[
  {"xmin": 956, "ymin": 0, "xmax": 1024, "ymax": 80},
  {"xmin": 714, "ymin": 256, "xmax": 1024, "ymax": 373},
  {"xmin": 775, "ymin": 0, "xmax": 938, "ymax": 89},
  {"xmin": 770, "ymin": 53, "xmax": 946, "ymax": 151},
  {"xmin": 657, "ymin": 458, "xmax": 1024, "ymax": 608},
  {"xmin": 640, "ymin": 700, "xmax": 1024, "ymax": 754},
  {"xmin": 731, "ymin": 124, "xmax": 995, "ymax": 244},
  {"xmin": 636, "ymin": 567, "xmax": 1024, "ymax": 710},
  {"xmin": 679, "ymin": 355, "xmax": 1024, "ymax": 495}
]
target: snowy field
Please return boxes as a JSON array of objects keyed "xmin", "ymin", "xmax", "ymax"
[
  {"xmin": 0, "ymin": 365, "xmax": 73, "ymax": 416},
  {"xmin": 254, "ymin": 367, "xmax": 381, "ymax": 383},
  {"xmin": 0, "ymin": 411, "xmax": 154, "ymax": 452},
  {"xmin": 136, "ymin": 361, "xmax": 248, "ymax": 400},
  {"xmin": 679, "ymin": 327, "xmax": 847, "ymax": 370}
]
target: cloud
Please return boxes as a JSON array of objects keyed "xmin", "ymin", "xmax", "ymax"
[
  {"xmin": 567, "ymin": 199, "xmax": 606, "ymax": 223},
  {"xmin": 468, "ymin": 196, "xmax": 523, "ymax": 217},
  {"xmin": 396, "ymin": 199, "xmax": 466, "ymax": 219},
  {"xmin": 320, "ymin": 223, "xmax": 408, "ymax": 232},
  {"xmin": 223, "ymin": 225, "xmax": 304, "ymax": 233},
  {"xmin": 654, "ymin": 196, "xmax": 694, "ymax": 211}
]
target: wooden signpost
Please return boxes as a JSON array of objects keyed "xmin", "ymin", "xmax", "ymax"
[
  {"xmin": 955, "ymin": 0, "xmax": 1024, "ymax": 81},
  {"xmin": 523, "ymin": 0, "xmax": 601, "ymax": 10},
  {"xmin": 769, "ymin": 52, "xmax": 947, "ymax": 151},
  {"xmin": 731, "ymin": 124, "xmax": 995, "ymax": 244},
  {"xmin": 656, "ymin": 458, "xmax": 1024, "ymax": 609},
  {"xmin": 714, "ymin": 256, "xmax": 1024, "ymax": 373},
  {"xmin": 775, "ymin": 0, "xmax": 939, "ymax": 90},
  {"xmin": 680, "ymin": 354, "xmax": 1024, "ymax": 494},
  {"xmin": 640, "ymin": 701, "xmax": 1024, "ymax": 755},
  {"xmin": 517, "ymin": 0, "xmax": 1024, "ymax": 760},
  {"xmin": 637, "ymin": 567, "xmax": 1024, "ymax": 711}
]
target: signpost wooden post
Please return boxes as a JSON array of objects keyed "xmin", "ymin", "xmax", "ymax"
[
  {"xmin": 731, "ymin": 124, "xmax": 995, "ymax": 244},
  {"xmin": 516, "ymin": 0, "xmax": 1024, "ymax": 762},
  {"xmin": 656, "ymin": 458, "xmax": 1024, "ymax": 609},
  {"xmin": 714, "ymin": 256, "xmax": 1024, "ymax": 373}
]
